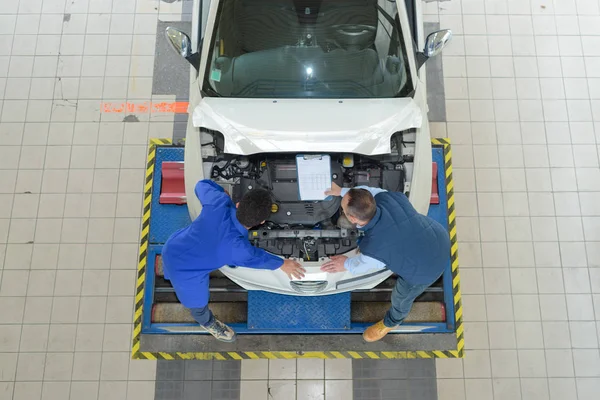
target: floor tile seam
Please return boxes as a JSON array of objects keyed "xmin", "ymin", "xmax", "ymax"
[
  {"xmin": 437, "ymin": 14, "xmax": 475, "ymax": 391},
  {"xmin": 102, "ymin": 7, "xmax": 145, "ymax": 304},
  {"xmin": 2, "ymin": 9, "xmax": 19, "ymax": 125},
  {"xmin": 464, "ymin": 67, "xmax": 511, "ymax": 386},
  {"xmin": 43, "ymin": 14, "xmax": 83, "ymax": 379},
  {"xmin": 0, "ymin": 160, "xmax": 18, "ymax": 300},
  {"xmin": 7, "ymin": 107, "xmax": 46, "ymax": 396},
  {"xmin": 502, "ymin": 11, "xmax": 555, "ymax": 396},
  {"xmin": 536, "ymin": 16, "xmax": 589, "ymax": 386},
  {"xmin": 513, "ymin": 11, "xmax": 592, "ymax": 392},
  {"xmin": 46, "ymin": 18, "xmax": 95, "ymax": 390},
  {"xmin": 572, "ymin": 21, "xmax": 600, "ymax": 355},
  {"xmin": 458, "ymin": 8, "xmax": 525, "ymax": 391}
]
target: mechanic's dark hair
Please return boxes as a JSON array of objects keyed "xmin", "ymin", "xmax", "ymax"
[
  {"xmin": 345, "ymin": 188, "xmax": 377, "ymax": 222},
  {"xmin": 236, "ymin": 189, "xmax": 272, "ymax": 227}
]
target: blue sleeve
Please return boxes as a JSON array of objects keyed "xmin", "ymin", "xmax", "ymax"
[
  {"xmin": 194, "ymin": 180, "xmax": 230, "ymax": 207},
  {"xmin": 231, "ymin": 239, "xmax": 284, "ymax": 271},
  {"xmin": 343, "ymin": 254, "xmax": 386, "ymax": 275},
  {"xmin": 340, "ymin": 186, "xmax": 388, "ymax": 197}
]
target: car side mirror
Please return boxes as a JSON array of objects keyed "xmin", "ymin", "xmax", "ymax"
[
  {"xmin": 165, "ymin": 27, "xmax": 200, "ymax": 70},
  {"xmin": 417, "ymin": 29, "xmax": 452, "ymax": 68}
]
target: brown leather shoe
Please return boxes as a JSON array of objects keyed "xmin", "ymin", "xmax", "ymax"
[{"xmin": 363, "ymin": 320, "xmax": 398, "ymax": 342}]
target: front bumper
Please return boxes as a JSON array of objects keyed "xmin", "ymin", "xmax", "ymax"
[{"xmin": 220, "ymin": 264, "xmax": 393, "ymax": 296}]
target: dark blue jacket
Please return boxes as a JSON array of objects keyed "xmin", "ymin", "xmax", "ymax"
[
  {"xmin": 358, "ymin": 192, "xmax": 450, "ymax": 285},
  {"xmin": 162, "ymin": 180, "xmax": 283, "ymax": 309}
]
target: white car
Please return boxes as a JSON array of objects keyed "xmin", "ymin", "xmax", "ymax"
[{"xmin": 167, "ymin": 0, "xmax": 451, "ymax": 296}]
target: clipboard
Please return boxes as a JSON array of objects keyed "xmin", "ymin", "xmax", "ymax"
[{"xmin": 296, "ymin": 154, "xmax": 332, "ymax": 201}]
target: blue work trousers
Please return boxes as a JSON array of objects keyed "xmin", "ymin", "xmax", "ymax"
[
  {"xmin": 190, "ymin": 306, "xmax": 215, "ymax": 327},
  {"xmin": 383, "ymin": 276, "xmax": 431, "ymax": 327}
]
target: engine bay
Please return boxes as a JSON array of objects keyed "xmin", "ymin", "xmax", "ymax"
[{"xmin": 201, "ymin": 129, "xmax": 415, "ymax": 261}]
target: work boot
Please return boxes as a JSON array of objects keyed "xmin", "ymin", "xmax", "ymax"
[
  {"xmin": 203, "ymin": 318, "xmax": 237, "ymax": 342},
  {"xmin": 363, "ymin": 320, "xmax": 398, "ymax": 342}
]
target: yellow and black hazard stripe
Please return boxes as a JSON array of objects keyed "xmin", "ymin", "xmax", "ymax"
[
  {"xmin": 132, "ymin": 138, "xmax": 463, "ymax": 360},
  {"xmin": 133, "ymin": 350, "xmax": 463, "ymax": 361},
  {"xmin": 132, "ymin": 138, "xmax": 172, "ymax": 360},
  {"xmin": 431, "ymin": 137, "xmax": 464, "ymax": 358}
]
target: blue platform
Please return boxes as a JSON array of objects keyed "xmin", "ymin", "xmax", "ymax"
[
  {"xmin": 149, "ymin": 146, "xmax": 191, "ymax": 244},
  {"xmin": 248, "ymin": 292, "xmax": 351, "ymax": 330},
  {"xmin": 143, "ymin": 144, "xmax": 453, "ymax": 335}
]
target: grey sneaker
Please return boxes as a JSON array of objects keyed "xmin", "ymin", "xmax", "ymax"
[{"xmin": 203, "ymin": 318, "xmax": 237, "ymax": 342}]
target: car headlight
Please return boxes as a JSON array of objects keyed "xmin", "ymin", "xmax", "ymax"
[{"xmin": 290, "ymin": 280, "xmax": 328, "ymax": 294}]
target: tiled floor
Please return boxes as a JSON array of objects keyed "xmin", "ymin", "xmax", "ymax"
[
  {"xmin": 1, "ymin": 0, "xmax": 600, "ymax": 399},
  {"xmin": 426, "ymin": 0, "xmax": 600, "ymax": 399},
  {"xmin": 0, "ymin": 0, "xmax": 178, "ymax": 399}
]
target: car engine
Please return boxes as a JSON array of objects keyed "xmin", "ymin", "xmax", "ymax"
[{"xmin": 201, "ymin": 129, "xmax": 415, "ymax": 261}]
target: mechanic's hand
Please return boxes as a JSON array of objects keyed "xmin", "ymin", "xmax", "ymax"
[
  {"xmin": 320, "ymin": 255, "xmax": 348, "ymax": 273},
  {"xmin": 280, "ymin": 259, "xmax": 306, "ymax": 280},
  {"xmin": 325, "ymin": 182, "xmax": 342, "ymax": 197}
]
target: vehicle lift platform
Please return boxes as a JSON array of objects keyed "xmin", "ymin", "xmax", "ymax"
[{"xmin": 131, "ymin": 139, "xmax": 463, "ymax": 361}]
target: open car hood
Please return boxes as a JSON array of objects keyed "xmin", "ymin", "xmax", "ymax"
[{"xmin": 192, "ymin": 97, "xmax": 422, "ymax": 155}]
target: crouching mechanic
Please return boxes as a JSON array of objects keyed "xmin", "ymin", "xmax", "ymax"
[
  {"xmin": 321, "ymin": 183, "xmax": 450, "ymax": 342},
  {"xmin": 162, "ymin": 180, "xmax": 306, "ymax": 342}
]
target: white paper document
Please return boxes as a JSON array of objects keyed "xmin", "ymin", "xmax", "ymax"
[{"xmin": 296, "ymin": 155, "xmax": 332, "ymax": 201}]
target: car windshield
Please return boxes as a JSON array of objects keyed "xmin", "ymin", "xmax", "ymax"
[{"xmin": 203, "ymin": 0, "xmax": 413, "ymax": 98}]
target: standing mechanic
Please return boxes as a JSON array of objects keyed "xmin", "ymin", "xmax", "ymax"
[
  {"xmin": 321, "ymin": 182, "xmax": 450, "ymax": 342},
  {"xmin": 162, "ymin": 180, "xmax": 306, "ymax": 342}
]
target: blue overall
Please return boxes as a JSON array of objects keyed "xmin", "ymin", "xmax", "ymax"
[
  {"xmin": 162, "ymin": 180, "xmax": 283, "ymax": 326},
  {"xmin": 359, "ymin": 191, "xmax": 451, "ymax": 327}
]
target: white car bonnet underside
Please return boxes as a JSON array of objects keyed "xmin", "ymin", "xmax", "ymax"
[{"xmin": 192, "ymin": 97, "xmax": 423, "ymax": 155}]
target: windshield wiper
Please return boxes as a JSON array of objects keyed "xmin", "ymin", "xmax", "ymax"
[{"xmin": 235, "ymin": 79, "xmax": 374, "ymax": 98}]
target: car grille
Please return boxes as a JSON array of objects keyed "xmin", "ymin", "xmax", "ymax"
[{"xmin": 290, "ymin": 280, "xmax": 328, "ymax": 294}]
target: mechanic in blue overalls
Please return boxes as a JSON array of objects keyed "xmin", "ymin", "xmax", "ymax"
[
  {"xmin": 321, "ymin": 182, "xmax": 450, "ymax": 342},
  {"xmin": 162, "ymin": 180, "xmax": 306, "ymax": 342}
]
